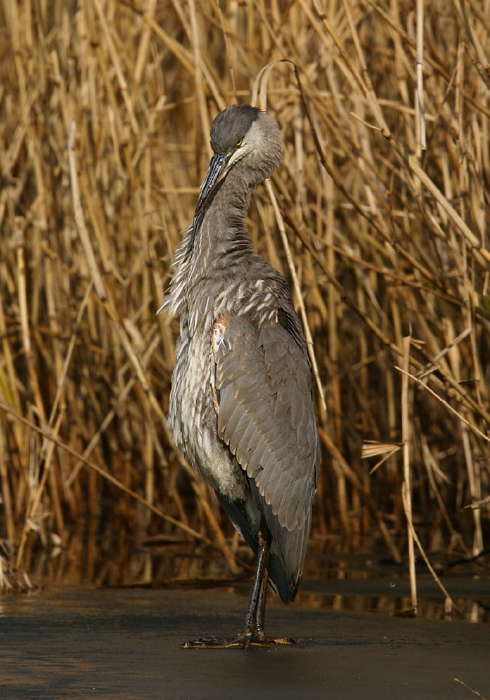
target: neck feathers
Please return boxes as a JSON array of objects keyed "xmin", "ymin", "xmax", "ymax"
[{"xmin": 163, "ymin": 169, "xmax": 254, "ymax": 318}]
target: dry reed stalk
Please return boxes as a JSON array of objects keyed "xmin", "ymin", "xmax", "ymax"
[
  {"xmin": 453, "ymin": 678, "xmax": 488, "ymax": 700},
  {"xmin": 401, "ymin": 480, "xmax": 457, "ymax": 613},
  {"xmin": 396, "ymin": 369, "xmax": 490, "ymax": 446},
  {"xmin": 0, "ymin": 398, "xmax": 211, "ymax": 545},
  {"xmin": 401, "ymin": 336, "xmax": 417, "ymax": 615},
  {"xmin": 415, "ymin": 0, "xmax": 426, "ymax": 155}
]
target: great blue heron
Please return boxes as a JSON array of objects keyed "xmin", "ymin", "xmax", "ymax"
[{"xmin": 163, "ymin": 104, "xmax": 319, "ymax": 648}]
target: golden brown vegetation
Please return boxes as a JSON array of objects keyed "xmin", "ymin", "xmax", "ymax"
[{"xmin": 0, "ymin": 0, "xmax": 489, "ymax": 595}]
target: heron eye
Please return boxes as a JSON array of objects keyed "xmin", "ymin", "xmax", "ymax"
[{"xmin": 235, "ymin": 139, "xmax": 243, "ymax": 148}]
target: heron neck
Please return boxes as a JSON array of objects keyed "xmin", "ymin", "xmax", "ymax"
[{"xmin": 193, "ymin": 172, "xmax": 255, "ymax": 266}]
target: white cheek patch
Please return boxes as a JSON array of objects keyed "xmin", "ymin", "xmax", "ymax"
[
  {"xmin": 227, "ymin": 119, "xmax": 263, "ymax": 170},
  {"xmin": 241, "ymin": 119, "xmax": 263, "ymax": 152}
]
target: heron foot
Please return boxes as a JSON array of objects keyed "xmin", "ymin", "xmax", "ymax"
[{"xmin": 182, "ymin": 634, "xmax": 296, "ymax": 649}]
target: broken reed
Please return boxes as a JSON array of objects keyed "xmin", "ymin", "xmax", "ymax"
[{"xmin": 0, "ymin": 0, "xmax": 489, "ymax": 587}]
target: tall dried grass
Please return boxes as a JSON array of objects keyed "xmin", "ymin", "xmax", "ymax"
[{"xmin": 0, "ymin": 0, "xmax": 489, "ymax": 594}]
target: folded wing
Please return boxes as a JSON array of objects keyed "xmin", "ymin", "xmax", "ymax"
[{"xmin": 211, "ymin": 312, "xmax": 319, "ymax": 600}]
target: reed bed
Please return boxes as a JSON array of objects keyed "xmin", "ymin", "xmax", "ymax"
[{"xmin": 0, "ymin": 0, "xmax": 489, "ymax": 600}]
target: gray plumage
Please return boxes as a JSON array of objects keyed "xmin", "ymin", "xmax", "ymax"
[{"xmin": 163, "ymin": 104, "xmax": 319, "ymax": 644}]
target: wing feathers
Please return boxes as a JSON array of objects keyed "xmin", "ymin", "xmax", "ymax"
[
  {"xmin": 212, "ymin": 314, "xmax": 319, "ymax": 536},
  {"xmin": 211, "ymin": 312, "xmax": 319, "ymax": 593}
]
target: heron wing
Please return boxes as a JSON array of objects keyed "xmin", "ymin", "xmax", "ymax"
[{"xmin": 211, "ymin": 312, "xmax": 319, "ymax": 598}]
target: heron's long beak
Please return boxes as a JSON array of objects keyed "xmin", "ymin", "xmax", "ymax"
[{"xmin": 194, "ymin": 152, "xmax": 229, "ymax": 219}]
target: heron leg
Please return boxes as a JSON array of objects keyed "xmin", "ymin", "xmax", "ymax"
[
  {"xmin": 253, "ymin": 552, "xmax": 269, "ymax": 639},
  {"xmin": 243, "ymin": 525, "xmax": 270, "ymax": 648},
  {"xmin": 182, "ymin": 524, "xmax": 295, "ymax": 649}
]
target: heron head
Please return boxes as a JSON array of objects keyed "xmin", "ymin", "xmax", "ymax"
[{"xmin": 194, "ymin": 104, "xmax": 282, "ymax": 222}]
